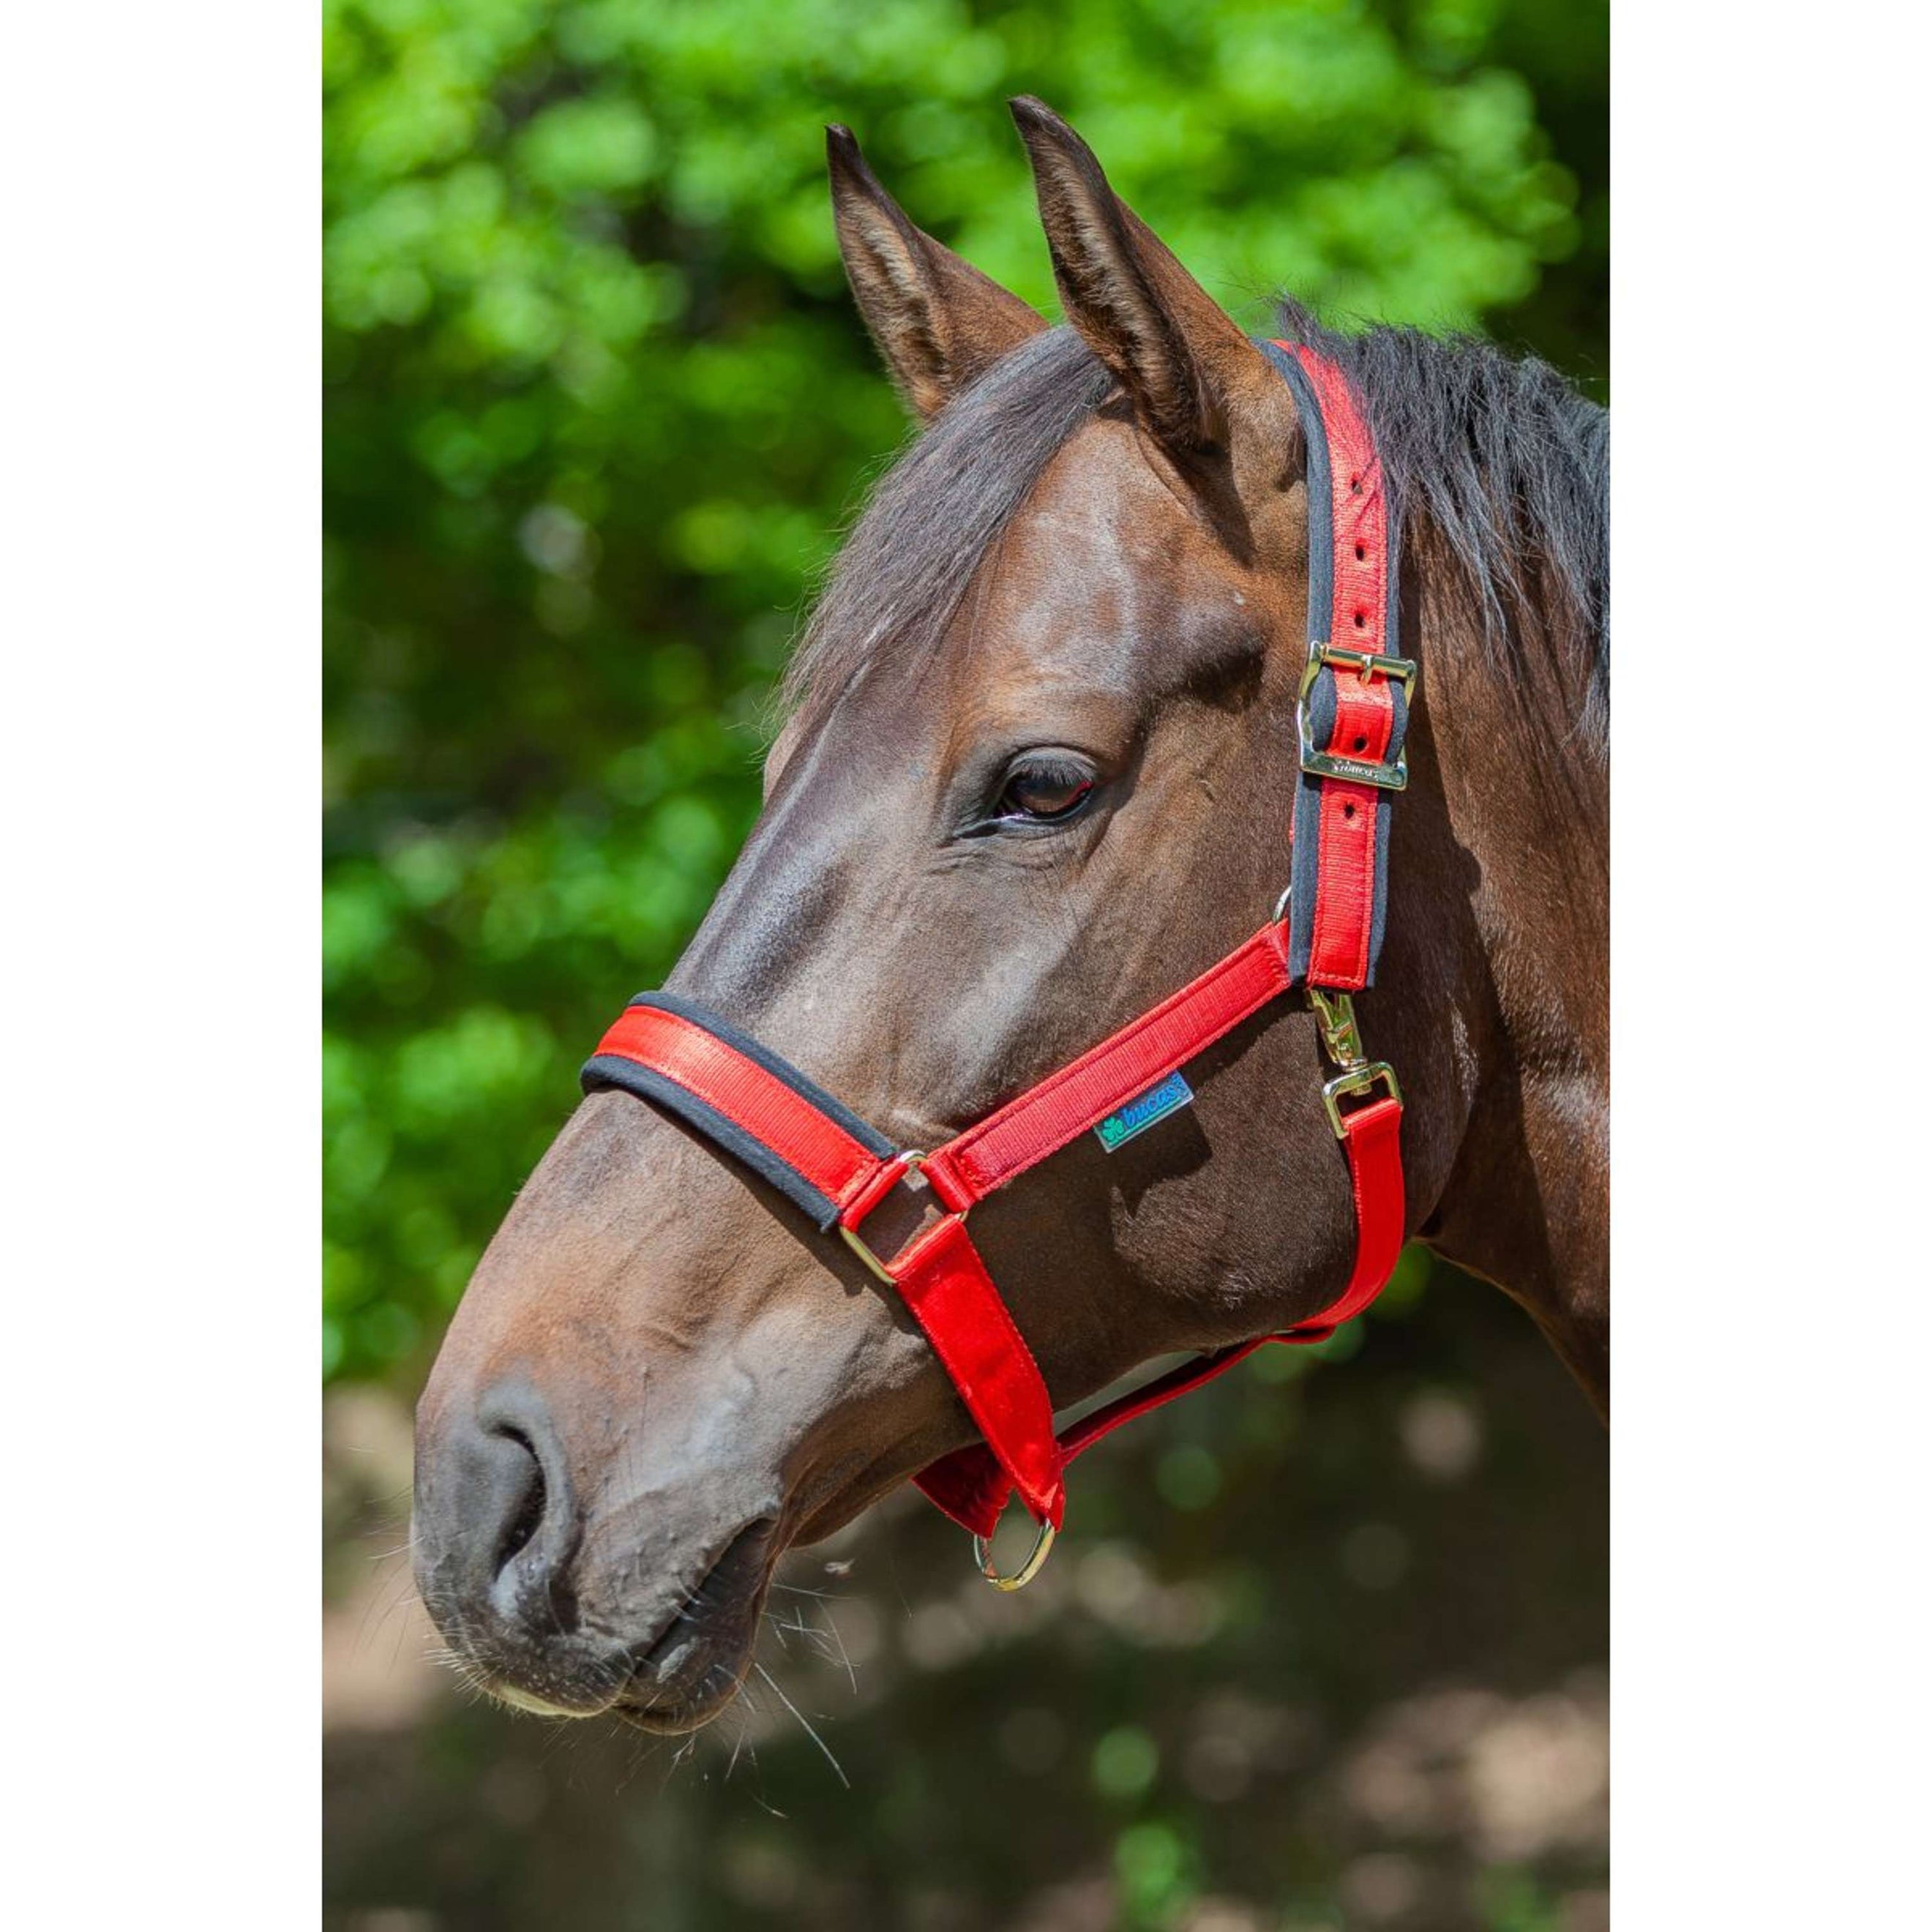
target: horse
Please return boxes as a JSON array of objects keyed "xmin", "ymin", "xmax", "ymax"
[{"xmin": 411, "ymin": 97, "xmax": 1608, "ymax": 1736}]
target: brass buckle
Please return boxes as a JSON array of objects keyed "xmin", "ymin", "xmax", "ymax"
[
  {"xmin": 1320, "ymin": 1060, "xmax": 1402, "ymax": 1138},
  {"xmin": 1297, "ymin": 642, "xmax": 1415, "ymax": 792},
  {"xmin": 972, "ymin": 1510, "xmax": 1057, "ymax": 1591},
  {"xmin": 1307, "ymin": 986, "xmax": 1401, "ymax": 1137},
  {"xmin": 835, "ymin": 1151, "xmax": 927, "ymax": 1285}
]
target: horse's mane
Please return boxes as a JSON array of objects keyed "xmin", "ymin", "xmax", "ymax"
[{"xmin": 784, "ymin": 305, "xmax": 1608, "ymax": 741}]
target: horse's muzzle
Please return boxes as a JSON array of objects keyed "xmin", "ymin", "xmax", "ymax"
[{"xmin": 411, "ymin": 1374, "xmax": 779, "ymax": 1729}]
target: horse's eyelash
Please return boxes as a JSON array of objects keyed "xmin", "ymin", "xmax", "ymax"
[{"xmin": 1006, "ymin": 755, "xmax": 1090, "ymax": 788}]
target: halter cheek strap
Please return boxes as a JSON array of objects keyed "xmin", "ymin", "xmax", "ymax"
[
  {"xmin": 578, "ymin": 343, "xmax": 1409, "ymax": 1579},
  {"xmin": 1261, "ymin": 341, "xmax": 1409, "ymax": 987}
]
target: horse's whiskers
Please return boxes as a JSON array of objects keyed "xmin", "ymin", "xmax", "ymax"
[{"xmin": 752, "ymin": 1661, "xmax": 848, "ymax": 1789}]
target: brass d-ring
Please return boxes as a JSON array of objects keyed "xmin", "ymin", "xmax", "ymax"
[{"xmin": 972, "ymin": 1516, "xmax": 1057, "ymax": 1592}]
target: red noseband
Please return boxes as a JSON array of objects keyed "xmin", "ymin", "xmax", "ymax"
[{"xmin": 580, "ymin": 342, "xmax": 1410, "ymax": 1584}]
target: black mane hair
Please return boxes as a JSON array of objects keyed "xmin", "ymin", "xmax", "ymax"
[{"xmin": 785, "ymin": 305, "xmax": 1608, "ymax": 739}]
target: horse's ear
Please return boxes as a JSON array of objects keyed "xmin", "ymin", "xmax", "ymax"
[
  {"xmin": 828, "ymin": 125, "xmax": 1045, "ymax": 421},
  {"xmin": 1009, "ymin": 96, "xmax": 1268, "ymax": 458}
]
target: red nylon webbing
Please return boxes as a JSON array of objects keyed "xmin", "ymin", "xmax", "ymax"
[
  {"xmin": 1321, "ymin": 1094, "xmax": 1406, "ymax": 1330},
  {"xmin": 1308, "ymin": 689, "xmax": 1393, "ymax": 988},
  {"xmin": 591, "ymin": 1009, "xmax": 1068, "ymax": 1524},
  {"xmin": 1278, "ymin": 341, "xmax": 1396, "ymax": 993},
  {"xmin": 914, "ymin": 1090, "xmax": 1407, "ymax": 1538},
  {"xmin": 891, "ymin": 1214, "xmax": 1066, "ymax": 1527},
  {"xmin": 920, "ymin": 923, "xmax": 1293, "ymax": 1212},
  {"xmin": 591, "ymin": 1005, "xmax": 889, "ymax": 1216}
]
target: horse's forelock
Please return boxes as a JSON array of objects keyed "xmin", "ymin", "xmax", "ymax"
[{"xmin": 780, "ymin": 327, "xmax": 1112, "ymax": 729}]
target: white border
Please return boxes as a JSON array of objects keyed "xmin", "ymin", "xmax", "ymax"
[
  {"xmin": 4, "ymin": 3, "xmax": 1929, "ymax": 1922},
  {"xmin": 3, "ymin": 4, "xmax": 318, "ymax": 1918},
  {"xmin": 1615, "ymin": 1, "xmax": 1931, "ymax": 1917}
]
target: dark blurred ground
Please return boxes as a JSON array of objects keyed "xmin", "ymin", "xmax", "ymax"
[{"xmin": 324, "ymin": 1256, "xmax": 1606, "ymax": 1931}]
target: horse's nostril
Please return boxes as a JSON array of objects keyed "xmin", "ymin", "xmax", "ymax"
[
  {"xmin": 413, "ymin": 1377, "xmax": 624, "ymax": 1710},
  {"xmin": 488, "ymin": 1427, "xmax": 547, "ymax": 1577},
  {"xmin": 413, "ymin": 1379, "xmax": 585, "ymax": 1641}
]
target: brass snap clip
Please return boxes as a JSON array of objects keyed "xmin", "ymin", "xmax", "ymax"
[{"xmin": 1307, "ymin": 986, "xmax": 1402, "ymax": 1137}]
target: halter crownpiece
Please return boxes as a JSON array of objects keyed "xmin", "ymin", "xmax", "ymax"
[{"xmin": 580, "ymin": 342, "xmax": 1409, "ymax": 1586}]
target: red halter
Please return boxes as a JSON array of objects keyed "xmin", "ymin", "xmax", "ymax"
[{"xmin": 581, "ymin": 342, "xmax": 1410, "ymax": 1587}]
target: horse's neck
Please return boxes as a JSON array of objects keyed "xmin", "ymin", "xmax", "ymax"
[{"xmin": 1409, "ymin": 591, "xmax": 1610, "ymax": 1415}]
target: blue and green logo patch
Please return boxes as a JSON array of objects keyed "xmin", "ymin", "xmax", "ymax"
[{"xmin": 1094, "ymin": 1071, "xmax": 1194, "ymax": 1152}]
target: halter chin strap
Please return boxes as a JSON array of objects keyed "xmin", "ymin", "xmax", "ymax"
[{"xmin": 579, "ymin": 342, "xmax": 1409, "ymax": 1581}]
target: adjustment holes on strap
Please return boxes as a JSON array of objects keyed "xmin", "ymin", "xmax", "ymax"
[
  {"xmin": 1342, "ymin": 801, "xmax": 1358, "ymax": 822},
  {"xmin": 1354, "ymin": 542, "xmax": 1367, "ymax": 562},
  {"xmin": 1351, "ymin": 734, "xmax": 1369, "ymax": 753},
  {"xmin": 1352, "ymin": 610, "xmax": 1368, "ymax": 629},
  {"xmin": 1349, "ymin": 474, "xmax": 1363, "ymax": 495}
]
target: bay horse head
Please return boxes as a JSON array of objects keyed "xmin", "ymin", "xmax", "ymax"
[{"xmin": 412, "ymin": 100, "xmax": 1609, "ymax": 1733}]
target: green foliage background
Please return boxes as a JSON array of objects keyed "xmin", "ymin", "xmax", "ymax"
[{"xmin": 323, "ymin": 0, "xmax": 1606, "ymax": 1388}]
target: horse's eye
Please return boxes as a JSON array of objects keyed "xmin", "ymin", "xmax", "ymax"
[{"xmin": 998, "ymin": 759, "xmax": 1095, "ymax": 823}]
